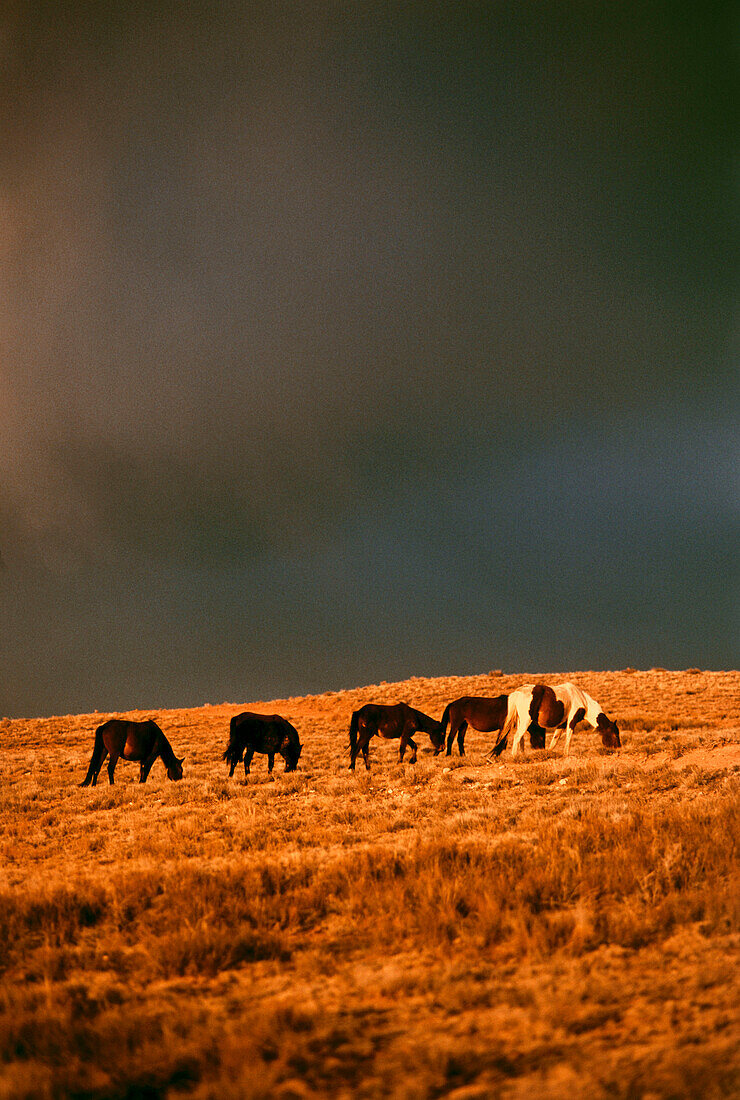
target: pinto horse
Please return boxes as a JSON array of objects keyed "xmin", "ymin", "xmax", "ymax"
[
  {"xmin": 223, "ymin": 712, "xmax": 302, "ymax": 777},
  {"xmin": 493, "ymin": 682, "xmax": 621, "ymax": 757},
  {"xmin": 80, "ymin": 719, "xmax": 184, "ymax": 786},
  {"xmin": 348, "ymin": 702, "xmax": 445, "ymax": 770},
  {"xmin": 440, "ymin": 694, "xmax": 546, "ymax": 756}
]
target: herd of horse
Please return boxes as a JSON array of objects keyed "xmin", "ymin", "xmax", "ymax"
[{"xmin": 79, "ymin": 682, "xmax": 621, "ymax": 786}]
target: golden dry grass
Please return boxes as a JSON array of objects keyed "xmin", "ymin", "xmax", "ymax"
[{"xmin": 1, "ymin": 668, "xmax": 738, "ymax": 1099}]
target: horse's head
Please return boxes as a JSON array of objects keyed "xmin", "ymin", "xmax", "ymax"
[
  {"xmin": 168, "ymin": 756, "xmax": 185, "ymax": 781},
  {"xmin": 597, "ymin": 714, "xmax": 621, "ymax": 750},
  {"xmin": 284, "ymin": 740, "xmax": 302, "ymax": 772},
  {"xmin": 430, "ymin": 724, "xmax": 446, "ymax": 755}
]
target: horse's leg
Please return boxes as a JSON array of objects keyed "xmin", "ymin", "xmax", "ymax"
[
  {"xmin": 511, "ymin": 727, "xmax": 525, "ymax": 756},
  {"xmin": 139, "ymin": 758, "xmax": 157, "ymax": 783},
  {"xmin": 399, "ymin": 731, "xmax": 408, "ymax": 762},
  {"xmin": 445, "ymin": 720, "xmax": 457, "ymax": 756},
  {"xmin": 139, "ymin": 745, "xmax": 159, "ymax": 783},
  {"xmin": 107, "ymin": 754, "xmax": 119, "ymax": 784},
  {"xmin": 243, "ymin": 747, "xmax": 255, "ymax": 776},
  {"xmin": 407, "ymin": 736, "xmax": 418, "ymax": 764},
  {"xmin": 90, "ymin": 752, "xmax": 107, "ymax": 785},
  {"xmin": 564, "ymin": 707, "xmax": 586, "ymax": 755},
  {"xmin": 267, "ymin": 752, "xmax": 275, "ymax": 773},
  {"xmin": 361, "ymin": 732, "xmax": 371, "ymax": 770},
  {"xmin": 457, "ymin": 721, "xmax": 468, "ymax": 756},
  {"xmin": 350, "ymin": 721, "xmax": 365, "ymax": 771},
  {"xmin": 548, "ymin": 726, "xmax": 563, "ymax": 751}
]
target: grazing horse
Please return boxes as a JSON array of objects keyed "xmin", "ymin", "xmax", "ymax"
[
  {"xmin": 80, "ymin": 719, "xmax": 184, "ymax": 786},
  {"xmin": 348, "ymin": 702, "xmax": 445, "ymax": 770},
  {"xmin": 223, "ymin": 712, "xmax": 302, "ymax": 777},
  {"xmin": 440, "ymin": 694, "xmax": 546, "ymax": 756},
  {"xmin": 494, "ymin": 682, "xmax": 621, "ymax": 757}
]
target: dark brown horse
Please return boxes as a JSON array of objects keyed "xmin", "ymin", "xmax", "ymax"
[
  {"xmin": 80, "ymin": 719, "xmax": 184, "ymax": 786},
  {"xmin": 348, "ymin": 702, "xmax": 445, "ymax": 770},
  {"xmin": 223, "ymin": 712, "xmax": 302, "ymax": 777},
  {"xmin": 440, "ymin": 694, "xmax": 546, "ymax": 756}
]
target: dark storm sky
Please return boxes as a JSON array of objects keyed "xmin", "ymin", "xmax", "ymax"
[{"xmin": 1, "ymin": 3, "xmax": 737, "ymax": 718}]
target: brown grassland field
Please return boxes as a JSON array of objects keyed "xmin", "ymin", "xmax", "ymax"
[{"xmin": 1, "ymin": 668, "xmax": 739, "ymax": 1099}]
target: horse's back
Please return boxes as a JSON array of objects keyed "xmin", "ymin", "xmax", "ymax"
[
  {"xmin": 462, "ymin": 695, "xmax": 509, "ymax": 731},
  {"xmin": 233, "ymin": 711, "xmax": 290, "ymax": 729},
  {"xmin": 356, "ymin": 702, "xmax": 406, "ymax": 738},
  {"xmin": 232, "ymin": 711, "xmax": 298, "ymax": 748},
  {"xmin": 553, "ymin": 682, "xmax": 592, "ymax": 714},
  {"xmin": 231, "ymin": 712, "xmax": 273, "ymax": 737},
  {"xmin": 97, "ymin": 718, "xmax": 127, "ymax": 753},
  {"xmin": 96, "ymin": 718, "xmax": 151, "ymax": 759},
  {"xmin": 360, "ymin": 702, "xmax": 402, "ymax": 722}
]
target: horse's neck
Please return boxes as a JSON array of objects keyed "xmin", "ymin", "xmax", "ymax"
[
  {"xmin": 409, "ymin": 707, "xmax": 431, "ymax": 729},
  {"xmin": 157, "ymin": 733, "xmax": 176, "ymax": 762},
  {"xmin": 579, "ymin": 691, "xmax": 603, "ymax": 727}
]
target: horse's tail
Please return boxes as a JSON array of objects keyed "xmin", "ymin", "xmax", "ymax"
[
  {"xmin": 80, "ymin": 724, "xmax": 106, "ymax": 786},
  {"xmin": 490, "ymin": 731, "xmax": 508, "ymax": 756},
  {"xmin": 221, "ymin": 712, "xmax": 238, "ymax": 756},
  {"xmin": 440, "ymin": 702, "xmax": 451, "ymax": 734},
  {"xmin": 348, "ymin": 709, "xmax": 361, "ymax": 757},
  {"xmin": 223, "ymin": 714, "xmax": 243, "ymax": 762},
  {"xmin": 488, "ymin": 697, "xmax": 519, "ymax": 759},
  {"xmin": 501, "ymin": 698, "xmax": 519, "ymax": 745}
]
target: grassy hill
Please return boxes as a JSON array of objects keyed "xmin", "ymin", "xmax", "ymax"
[{"xmin": 1, "ymin": 668, "xmax": 738, "ymax": 1098}]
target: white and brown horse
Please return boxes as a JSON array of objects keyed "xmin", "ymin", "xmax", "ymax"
[{"xmin": 492, "ymin": 682, "xmax": 621, "ymax": 757}]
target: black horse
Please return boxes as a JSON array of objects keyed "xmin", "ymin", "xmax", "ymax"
[
  {"xmin": 440, "ymin": 694, "xmax": 546, "ymax": 756},
  {"xmin": 348, "ymin": 702, "xmax": 445, "ymax": 771},
  {"xmin": 80, "ymin": 719, "xmax": 184, "ymax": 786},
  {"xmin": 224, "ymin": 712, "xmax": 302, "ymax": 777}
]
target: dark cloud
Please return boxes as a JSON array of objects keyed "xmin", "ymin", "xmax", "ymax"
[{"xmin": 0, "ymin": 3, "xmax": 736, "ymax": 716}]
